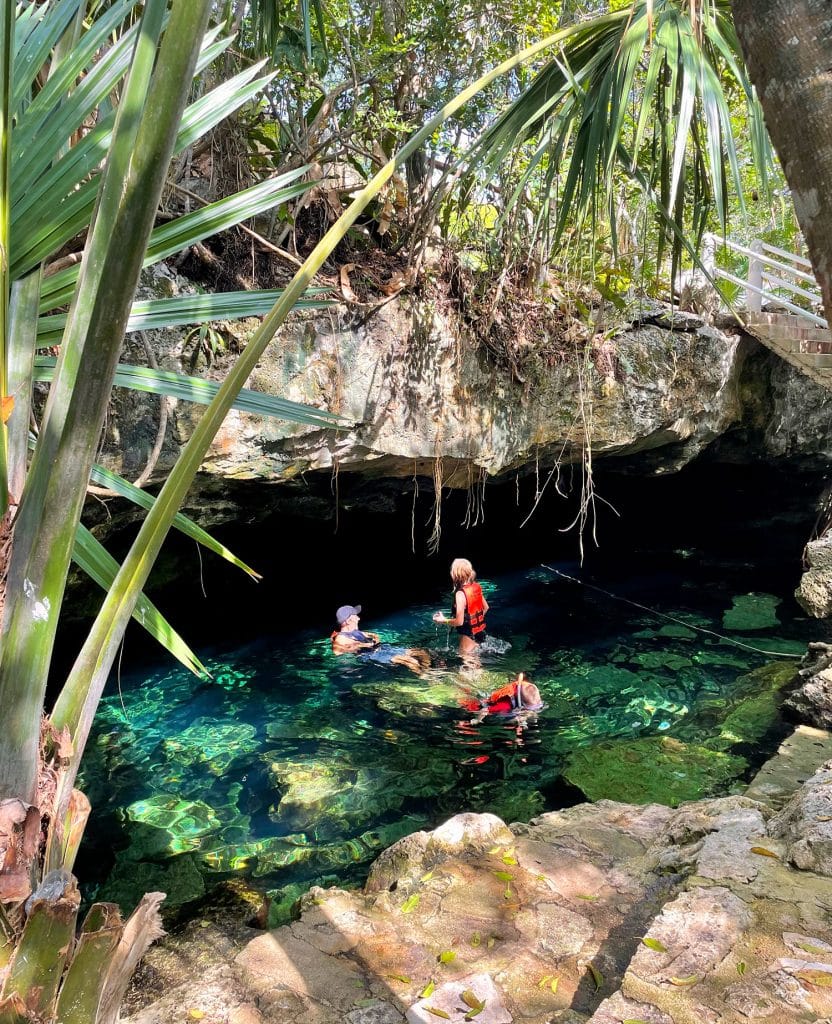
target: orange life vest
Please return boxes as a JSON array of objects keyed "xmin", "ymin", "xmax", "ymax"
[{"xmin": 460, "ymin": 581, "xmax": 486, "ymax": 636}]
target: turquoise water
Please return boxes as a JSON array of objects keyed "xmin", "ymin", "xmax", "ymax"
[{"xmin": 79, "ymin": 553, "xmax": 820, "ymax": 915}]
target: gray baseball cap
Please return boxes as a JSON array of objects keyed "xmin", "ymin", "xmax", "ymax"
[{"xmin": 336, "ymin": 604, "xmax": 362, "ymax": 625}]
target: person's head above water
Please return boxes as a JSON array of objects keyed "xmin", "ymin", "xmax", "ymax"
[
  {"xmin": 336, "ymin": 604, "xmax": 362, "ymax": 626},
  {"xmin": 450, "ymin": 558, "xmax": 476, "ymax": 586},
  {"xmin": 514, "ymin": 672, "xmax": 542, "ymax": 709}
]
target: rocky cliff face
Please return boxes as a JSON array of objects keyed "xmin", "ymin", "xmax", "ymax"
[
  {"xmin": 103, "ymin": 270, "xmax": 832, "ymax": 493},
  {"xmin": 103, "ymin": 271, "xmax": 762, "ymax": 492}
]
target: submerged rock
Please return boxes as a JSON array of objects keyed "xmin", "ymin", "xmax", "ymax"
[
  {"xmin": 564, "ymin": 735, "xmax": 747, "ymax": 806},
  {"xmin": 722, "ymin": 593, "xmax": 781, "ymax": 631}
]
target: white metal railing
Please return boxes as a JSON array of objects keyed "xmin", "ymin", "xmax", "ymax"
[{"xmin": 702, "ymin": 232, "xmax": 828, "ymax": 328}]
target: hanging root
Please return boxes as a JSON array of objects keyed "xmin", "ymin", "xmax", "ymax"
[{"xmin": 427, "ymin": 454, "xmax": 444, "ymax": 554}]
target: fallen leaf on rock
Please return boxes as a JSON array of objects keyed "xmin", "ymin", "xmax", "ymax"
[
  {"xmin": 421, "ymin": 871, "xmax": 435, "ymax": 882},
  {"xmin": 187, "ymin": 1012, "xmax": 205, "ymax": 1021},
  {"xmin": 588, "ymin": 964, "xmax": 603, "ymax": 990},
  {"xmin": 796, "ymin": 969, "xmax": 832, "ymax": 988},
  {"xmin": 750, "ymin": 846, "xmax": 779, "ymax": 858},
  {"xmin": 386, "ymin": 974, "xmax": 411, "ymax": 984},
  {"xmin": 426, "ymin": 1007, "xmax": 451, "ymax": 1019},
  {"xmin": 815, "ymin": 815, "xmax": 832, "ymax": 822},
  {"xmin": 737, "ymin": 961, "xmax": 747, "ymax": 976},
  {"xmin": 670, "ymin": 975, "xmax": 700, "ymax": 986},
  {"xmin": 538, "ymin": 975, "xmax": 553, "ymax": 989},
  {"xmin": 464, "ymin": 1005, "xmax": 485, "ymax": 1021},
  {"xmin": 487, "ymin": 937, "xmax": 496, "ymax": 949},
  {"xmin": 642, "ymin": 937, "xmax": 668, "ymax": 952},
  {"xmin": 438, "ymin": 950, "xmax": 457, "ymax": 964},
  {"xmin": 487, "ymin": 846, "xmax": 502, "ymax": 854},
  {"xmin": 622, "ymin": 1019, "xmax": 649, "ymax": 1024},
  {"xmin": 796, "ymin": 942, "xmax": 830, "ymax": 955},
  {"xmin": 401, "ymin": 894, "xmax": 420, "ymax": 914},
  {"xmin": 576, "ymin": 893, "xmax": 599, "ymax": 901},
  {"xmin": 461, "ymin": 990, "xmax": 484, "ymax": 1010},
  {"xmin": 493, "ymin": 871, "xmax": 513, "ymax": 882},
  {"xmin": 550, "ymin": 976, "xmax": 559, "ymax": 993},
  {"xmin": 420, "ymin": 980, "xmax": 436, "ymax": 998},
  {"xmin": 470, "ymin": 931, "xmax": 481, "ymax": 947}
]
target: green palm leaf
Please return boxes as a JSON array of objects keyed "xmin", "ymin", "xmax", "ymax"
[
  {"xmin": 36, "ymin": 288, "xmax": 331, "ymax": 344},
  {"xmin": 471, "ymin": 0, "xmax": 772, "ymax": 265},
  {"xmin": 88, "ymin": 462, "xmax": 260, "ymax": 580},
  {"xmin": 72, "ymin": 523, "xmax": 207, "ymax": 677},
  {"xmin": 33, "ymin": 356, "xmax": 347, "ymax": 427},
  {"xmin": 40, "ymin": 171, "xmax": 313, "ymax": 310}
]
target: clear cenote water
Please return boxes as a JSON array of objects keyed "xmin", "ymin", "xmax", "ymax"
[{"xmin": 78, "ymin": 542, "xmax": 826, "ymax": 918}]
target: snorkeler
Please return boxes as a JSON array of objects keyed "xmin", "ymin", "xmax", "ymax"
[
  {"xmin": 331, "ymin": 605, "xmax": 431, "ymax": 675},
  {"xmin": 462, "ymin": 672, "xmax": 544, "ymax": 723},
  {"xmin": 433, "ymin": 558, "xmax": 489, "ymax": 657}
]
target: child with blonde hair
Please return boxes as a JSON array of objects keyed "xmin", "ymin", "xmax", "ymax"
[{"xmin": 433, "ymin": 557, "xmax": 489, "ymax": 656}]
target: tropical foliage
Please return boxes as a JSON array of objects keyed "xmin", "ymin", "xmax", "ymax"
[{"xmin": 0, "ymin": 0, "xmax": 817, "ymax": 1017}]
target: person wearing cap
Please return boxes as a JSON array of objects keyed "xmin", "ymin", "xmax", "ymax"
[{"xmin": 331, "ymin": 605, "xmax": 430, "ymax": 674}]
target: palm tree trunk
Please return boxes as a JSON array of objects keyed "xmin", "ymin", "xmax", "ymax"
[{"xmin": 732, "ymin": 0, "xmax": 832, "ymax": 317}]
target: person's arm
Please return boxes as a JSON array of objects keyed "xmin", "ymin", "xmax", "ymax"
[
  {"xmin": 482, "ymin": 595, "xmax": 490, "ymax": 616},
  {"xmin": 364, "ymin": 631, "xmax": 381, "ymax": 644},
  {"xmin": 434, "ymin": 591, "xmax": 466, "ymax": 627}
]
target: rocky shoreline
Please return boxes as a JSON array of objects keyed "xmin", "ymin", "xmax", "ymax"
[{"xmin": 123, "ymin": 724, "xmax": 832, "ymax": 1024}]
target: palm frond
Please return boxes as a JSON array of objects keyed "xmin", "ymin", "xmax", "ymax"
[
  {"xmin": 72, "ymin": 523, "xmax": 208, "ymax": 677},
  {"xmin": 32, "ymin": 356, "xmax": 347, "ymax": 428},
  {"xmin": 470, "ymin": 0, "xmax": 773, "ymax": 268}
]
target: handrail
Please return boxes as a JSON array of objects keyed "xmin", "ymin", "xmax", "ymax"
[{"xmin": 702, "ymin": 232, "xmax": 826, "ymax": 327}]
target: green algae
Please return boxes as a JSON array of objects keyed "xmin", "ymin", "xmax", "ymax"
[
  {"xmin": 722, "ymin": 593, "xmax": 781, "ymax": 631},
  {"xmin": 563, "ymin": 736, "xmax": 748, "ymax": 806},
  {"xmin": 707, "ymin": 662, "xmax": 798, "ymax": 752}
]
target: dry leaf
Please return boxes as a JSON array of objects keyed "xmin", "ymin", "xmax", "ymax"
[
  {"xmin": 538, "ymin": 975, "xmax": 553, "ymax": 989},
  {"xmin": 750, "ymin": 846, "xmax": 779, "ymax": 859},
  {"xmin": 340, "ymin": 263, "xmax": 358, "ymax": 303},
  {"xmin": 464, "ymin": 1006, "xmax": 485, "ymax": 1021},
  {"xmin": 642, "ymin": 937, "xmax": 668, "ymax": 952},
  {"xmin": 1, "ymin": 395, "xmax": 13, "ymax": 424},
  {"xmin": 796, "ymin": 968, "xmax": 832, "ymax": 988},
  {"xmin": 386, "ymin": 974, "xmax": 411, "ymax": 984},
  {"xmin": 493, "ymin": 871, "xmax": 513, "ymax": 882},
  {"xmin": 420, "ymin": 980, "xmax": 436, "ymax": 998},
  {"xmin": 438, "ymin": 950, "xmax": 456, "ymax": 964},
  {"xmin": 469, "ymin": 931, "xmax": 481, "ymax": 947},
  {"xmin": 461, "ymin": 990, "xmax": 484, "ymax": 1010},
  {"xmin": 670, "ymin": 974, "xmax": 700, "ymax": 986},
  {"xmin": 588, "ymin": 964, "xmax": 603, "ymax": 990},
  {"xmin": 550, "ymin": 976, "xmax": 559, "ymax": 993},
  {"xmin": 426, "ymin": 1008, "xmax": 451, "ymax": 1019},
  {"xmin": 737, "ymin": 961, "xmax": 747, "ymax": 976},
  {"xmin": 576, "ymin": 893, "xmax": 599, "ymax": 901}
]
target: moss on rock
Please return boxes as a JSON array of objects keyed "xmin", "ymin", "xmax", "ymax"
[{"xmin": 564, "ymin": 736, "xmax": 747, "ymax": 806}]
